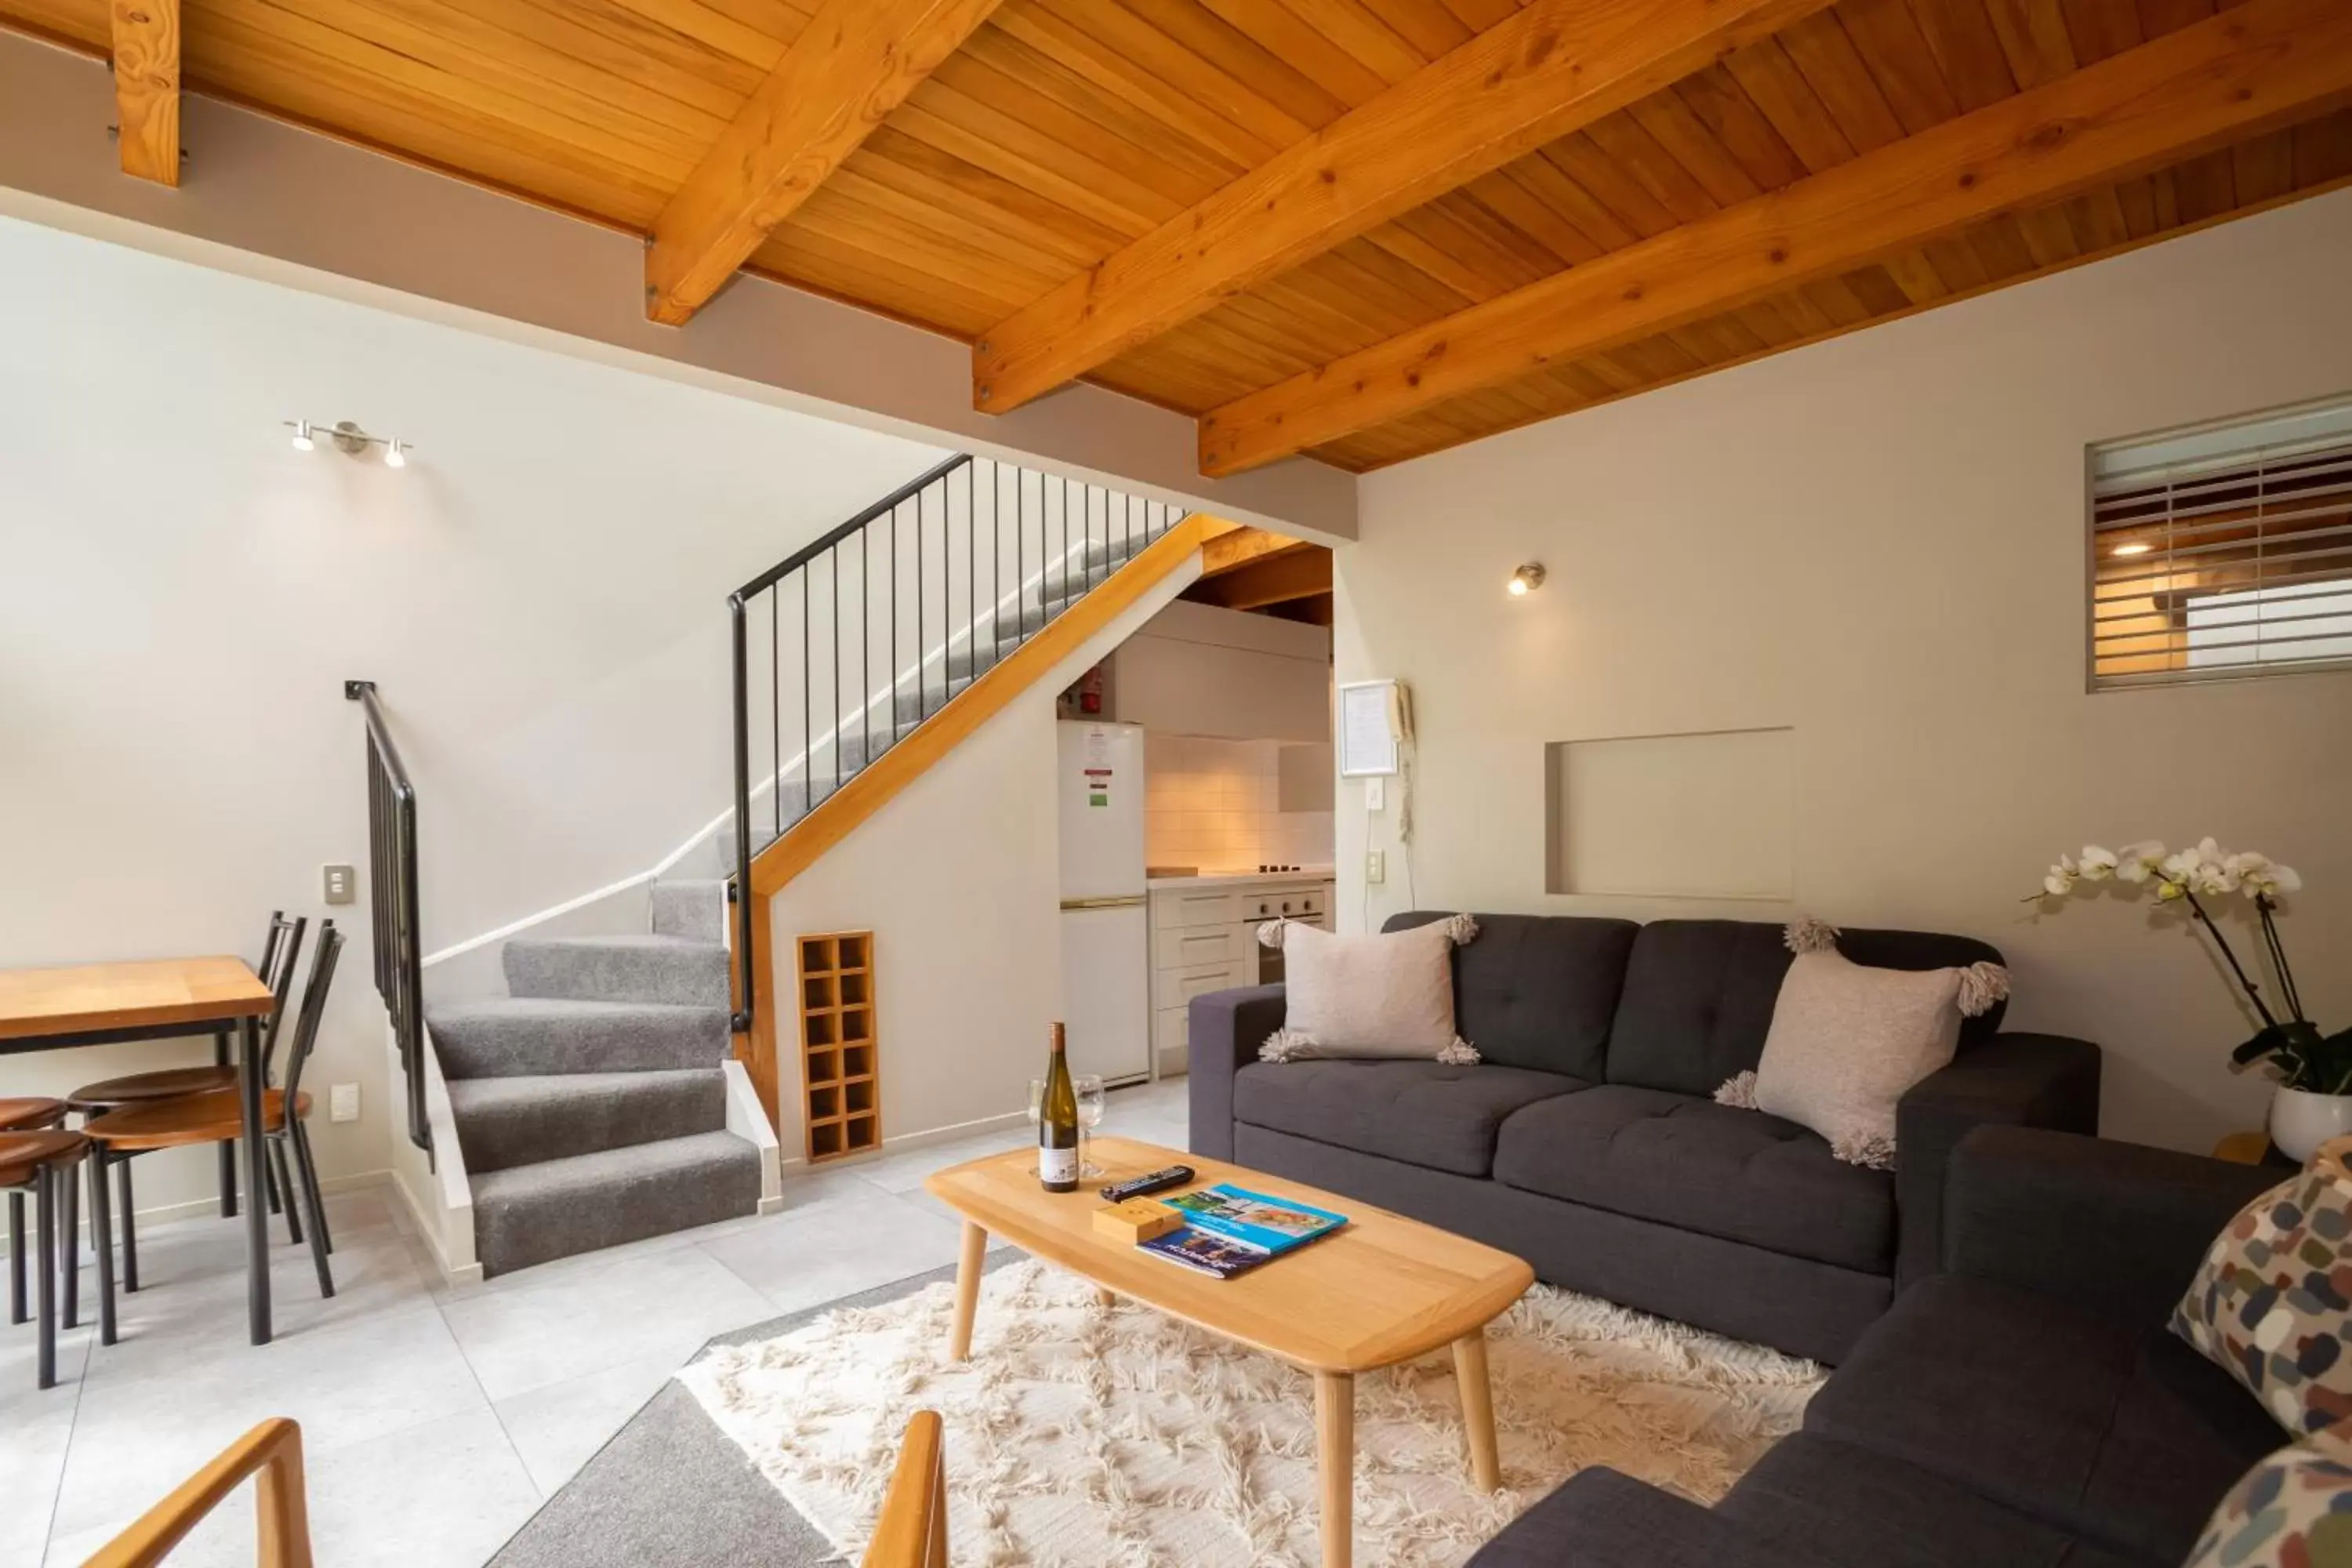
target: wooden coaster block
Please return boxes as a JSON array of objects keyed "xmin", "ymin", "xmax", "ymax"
[{"xmin": 1092, "ymin": 1197, "xmax": 1182, "ymax": 1243}]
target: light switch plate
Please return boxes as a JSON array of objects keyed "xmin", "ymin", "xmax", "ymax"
[
  {"xmin": 329, "ymin": 1083, "xmax": 360, "ymax": 1123},
  {"xmin": 322, "ymin": 863, "xmax": 357, "ymax": 906},
  {"xmin": 1364, "ymin": 778, "xmax": 1385, "ymax": 812},
  {"xmin": 1367, "ymin": 848, "xmax": 1385, "ymax": 884}
]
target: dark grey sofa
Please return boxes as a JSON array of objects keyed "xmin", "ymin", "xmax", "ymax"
[
  {"xmin": 1468, "ymin": 1126, "xmax": 2287, "ymax": 1567},
  {"xmin": 1189, "ymin": 913, "xmax": 2102, "ymax": 1363}
]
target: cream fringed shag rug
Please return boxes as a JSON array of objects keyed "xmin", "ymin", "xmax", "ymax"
[{"xmin": 678, "ymin": 1258, "xmax": 1823, "ymax": 1568}]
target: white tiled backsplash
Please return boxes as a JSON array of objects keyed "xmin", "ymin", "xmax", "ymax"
[{"xmin": 1145, "ymin": 733, "xmax": 1335, "ymax": 870}]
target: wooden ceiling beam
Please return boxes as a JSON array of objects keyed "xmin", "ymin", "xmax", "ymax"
[
  {"xmin": 1200, "ymin": 526, "xmax": 1313, "ymax": 579},
  {"xmin": 1187, "ymin": 547, "xmax": 1334, "ymax": 612},
  {"xmin": 1196, "ymin": 0, "xmax": 2352, "ymax": 474},
  {"xmin": 971, "ymin": 0, "xmax": 1836, "ymax": 414},
  {"xmin": 109, "ymin": 0, "xmax": 179, "ymax": 187},
  {"xmin": 644, "ymin": 0, "xmax": 1004, "ymax": 326}
]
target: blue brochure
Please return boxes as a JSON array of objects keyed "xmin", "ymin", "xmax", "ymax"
[{"xmin": 1135, "ymin": 1184, "xmax": 1348, "ymax": 1279}]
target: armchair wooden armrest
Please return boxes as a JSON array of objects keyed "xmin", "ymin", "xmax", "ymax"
[
  {"xmin": 82, "ymin": 1417, "xmax": 311, "ymax": 1568},
  {"xmin": 862, "ymin": 1409, "xmax": 947, "ymax": 1568}
]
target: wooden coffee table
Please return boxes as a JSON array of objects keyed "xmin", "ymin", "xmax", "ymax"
[{"xmin": 925, "ymin": 1135, "xmax": 1534, "ymax": 1568}]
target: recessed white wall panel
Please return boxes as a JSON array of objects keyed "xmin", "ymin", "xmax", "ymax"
[{"xmin": 1547, "ymin": 728, "xmax": 1795, "ymax": 899}]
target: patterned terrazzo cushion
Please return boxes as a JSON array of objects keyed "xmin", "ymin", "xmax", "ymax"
[
  {"xmin": 2183, "ymin": 1441, "xmax": 2352, "ymax": 1568},
  {"xmin": 2174, "ymin": 1161, "xmax": 2352, "ymax": 1439}
]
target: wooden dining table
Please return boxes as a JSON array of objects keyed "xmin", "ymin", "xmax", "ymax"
[{"xmin": 0, "ymin": 956, "xmax": 281, "ymax": 1345}]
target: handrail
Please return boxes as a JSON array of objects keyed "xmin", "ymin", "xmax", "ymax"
[
  {"xmin": 861, "ymin": 1410, "xmax": 947, "ymax": 1568},
  {"xmin": 346, "ymin": 680, "xmax": 430, "ymax": 1156},
  {"xmin": 725, "ymin": 453, "xmax": 1187, "ymax": 1036},
  {"xmin": 82, "ymin": 1417, "xmax": 313, "ymax": 1568}
]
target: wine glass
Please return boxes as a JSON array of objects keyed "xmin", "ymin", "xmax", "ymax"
[{"xmin": 1074, "ymin": 1074, "xmax": 1106, "ymax": 1178}]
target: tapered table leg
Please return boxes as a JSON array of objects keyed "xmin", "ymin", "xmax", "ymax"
[
  {"xmin": 1316, "ymin": 1370, "xmax": 1353, "ymax": 1568},
  {"xmin": 241, "ymin": 1016, "xmax": 272, "ymax": 1345},
  {"xmin": 1454, "ymin": 1329, "xmax": 1501, "ymax": 1492},
  {"xmin": 949, "ymin": 1221, "xmax": 986, "ymax": 1361}
]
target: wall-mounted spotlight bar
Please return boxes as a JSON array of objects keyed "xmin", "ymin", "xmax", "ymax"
[{"xmin": 285, "ymin": 419, "xmax": 412, "ymax": 468}]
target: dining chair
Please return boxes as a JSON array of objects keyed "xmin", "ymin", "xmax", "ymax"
[
  {"xmin": 862, "ymin": 1410, "xmax": 949, "ymax": 1568},
  {"xmin": 3, "ymin": 1098, "xmax": 67, "ymax": 1330},
  {"xmin": 82, "ymin": 924, "xmax": 344, "ymax": 1336},
  {"xmin": 69, "ymin": 914, "xmax": 308, "ymax": 1293},
  {"xmin": 2, "ymin": 1127, "xmax": 90, "ymax": 1389}
]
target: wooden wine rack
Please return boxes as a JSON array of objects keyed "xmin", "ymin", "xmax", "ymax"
[{"xmin": 796, "ymin": 930, "xmax": 879, "ymax": 1163}]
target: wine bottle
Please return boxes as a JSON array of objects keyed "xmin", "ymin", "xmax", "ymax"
[{"xmin": 1039, "ymin": 1022, "xmax": 1080, "ymax": 1193}]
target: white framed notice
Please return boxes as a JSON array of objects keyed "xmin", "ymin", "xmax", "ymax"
[{"xmin": 1338, "ymin": 680, "xmax": 1401, "ymax": 778}]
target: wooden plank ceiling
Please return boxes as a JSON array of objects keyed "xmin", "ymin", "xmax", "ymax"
[{"xmin": 9, "ymin": 0, "xmax": 2350, "ymax": 474}]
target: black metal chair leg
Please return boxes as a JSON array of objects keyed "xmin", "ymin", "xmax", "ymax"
[
  {"xmin": 292, "ymin": 1123, "xmax": 333, "ymax": 1255},
  {"xmin": 271, "ymin": 1141, "xmax": 303, "ymax": 1247},
  {"xmin": 263, "ymin": 1146, "xmax": 283, "ymax": 1217},
  {"xmin": 35, "ymin": 1171, "xmax": 56, "ymax": 1391},
  {"xmin": 58, "ymin": 1155, "xmax": 78, "ymax": 1332},
  {"xmin": 89, "ymin": 1154, "xmax": 115, "ymax": 1347},
  {"xmin": 7, "ymin": 1189, "xmax": 24, "ymax": 1327},
  {"xmin": 216, "ymin": 1031, "xmax": 238, "ymax": 1218},
  {"xmin": 117, "ymin": 1156, "xmax": 138, "ymax": 1294},
  {"xmin": 289, "ymin": 1138, "xmax": 335, "ymax": 1300}
]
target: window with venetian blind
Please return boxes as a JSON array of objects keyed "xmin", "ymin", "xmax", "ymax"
[{"xmin": 2089, "ymin": 396, "xmax": 2352, "ymax": 690}]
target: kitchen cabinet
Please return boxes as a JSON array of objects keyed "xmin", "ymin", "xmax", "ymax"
[
  {"xmin": 1145, "ymin": 874, "xmax": 1334, "ymax": 1078},
  {"xmin": 1110, "ymin": 601, "xmax": 1330, "ymax": 743}
]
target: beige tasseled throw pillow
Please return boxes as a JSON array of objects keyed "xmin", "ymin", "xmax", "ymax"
[
  {"xmin": 1716, "ymin": 917, "xmax": 2009, "ymax": 1169},
  {"xmin": 1258, "ymin": 916, "xmax": 1480, "ymax": 1064}
]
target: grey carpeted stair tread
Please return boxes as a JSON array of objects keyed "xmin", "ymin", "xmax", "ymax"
[
  {"xmin": 651, "ymin": 880, "xmax": 727, "ymax": 943},
  {"xmin": 503, "ymin": 935, "xmax": 729, "ymax": 1007},
  {"xmin": 471, "ymin": 1131, "xmax": 761, "ymax": 1277},
  {"xmin": 428, "ymin": 998, "xmax": 730, "ymax": 1078},
  {"xmin": 448, "ymin": 1069, "xmax": 728, "ymax": 1174}
]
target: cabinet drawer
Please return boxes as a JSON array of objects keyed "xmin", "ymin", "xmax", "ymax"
[
  {"xmin": 1170, "ymin": 961, "xmax": 1247, "ymax": 1007},
  {"xmin": 1154, "ymin": 1005, "xmax": 1189, "ymax": 1063},
  {"xmin": 1152, "ymin": 887, "xmax": 1242, "ymax": 928},
  {"xmin": 1155, "ymin": 923, "xmax": 1241, "ymax": 970}
]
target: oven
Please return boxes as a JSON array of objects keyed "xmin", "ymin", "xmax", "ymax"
[{"xmin": 1247, "ymin": 884, "xmax": 1326, "ymax": 985}]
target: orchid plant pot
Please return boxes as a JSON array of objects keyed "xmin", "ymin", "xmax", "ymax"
[
  {"xmin": 2270, "ymin": 1086, "xmax": 2352, "ymax": 1165},
  {"xmin": 2037, "ymin": 838, "xmax": 2342, "ymax": 1162}
]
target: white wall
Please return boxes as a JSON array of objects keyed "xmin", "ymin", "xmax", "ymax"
[
  {"xmin": 0, "ymin": 212, "xmax": 946, "ymax": 1215},
  {"xmin": 760, "ymin": 569, "xmax": 1197, "ymax": 1153},
  {"xmin": 1339, "ymin": 187, "xmax": 2352, "ymax": 1155}
]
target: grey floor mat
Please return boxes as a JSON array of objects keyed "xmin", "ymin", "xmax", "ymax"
[{"xmin": 489, "ymin": 1249, "xmax": 1020, "ymax": 1568}]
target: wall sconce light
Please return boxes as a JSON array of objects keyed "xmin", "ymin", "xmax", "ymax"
[
  {"xmin": 1507, "ymin": 562, "xmax": 1547, "ymax": 597},
  {"xmin": 285, "ymin": 419, "xmax": 412, "ymax": 468}
]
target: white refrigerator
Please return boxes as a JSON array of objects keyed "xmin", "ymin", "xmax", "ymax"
[{"xmin": 1057, "ymin": 720, "xmax": 1152, "ymax": 1087}]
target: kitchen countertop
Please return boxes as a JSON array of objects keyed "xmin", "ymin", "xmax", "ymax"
[{"xmin": 1145, "ymin": 867, "xmax": 1336, "ymax": 888}]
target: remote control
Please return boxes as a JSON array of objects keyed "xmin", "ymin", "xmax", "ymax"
[{"xmin": 1099, "ymin": 1165, "xmax": 1194, "ymax": 1203}]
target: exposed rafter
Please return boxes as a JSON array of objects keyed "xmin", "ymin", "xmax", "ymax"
[
  {"xmin": 1196, "ymin": 0, "xmax": 2352, "ymax": 475},
  {"xmin": 1200, "ymin": 526, "xmax": 1313, "ymax": 580},
  {"xmin": 970, "ymin": 0, "xmax": 1833, "ymax": 414},
  {"xmin": 1186, "ymin": 547, "xmax": 1333, "ymax": 612},
  {"xmin": 108, "ymin": 0, "xmax": 177, "ymax": 187},
  {"xmin": 644, "ymin": 0, "xmax": 1004, "ymax": 327}
]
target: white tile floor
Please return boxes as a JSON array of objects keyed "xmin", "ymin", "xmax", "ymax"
[{"xmin": 4, "ymin": 1079, "xmax": 1190, "ymax": 1568}]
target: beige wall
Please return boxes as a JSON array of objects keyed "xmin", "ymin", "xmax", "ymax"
[{"xmin": 1338, "ymin": 187, "xmax": 2352, "ymax": 1155}]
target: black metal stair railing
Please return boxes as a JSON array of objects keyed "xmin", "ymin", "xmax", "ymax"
[
  {"xmin": 726, "ymin": 454, "xmax": 1187, "ymax": 1033},
  {"xmin": 346, "ymin": 679, "xmax": 430, "ymax": 1157}
]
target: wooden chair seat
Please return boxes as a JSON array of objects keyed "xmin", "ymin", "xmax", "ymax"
[
  {"xmin": 84, "ymin": 1090, "xmax": 311, "ymax": 1154},
  {"xmin": 68, "ymin": 1066, "xmax": 240, "ymax": 1110},
  {"xmin": 0, "ymin": 1129, "xmax": 88, "ymax": 1187},
  {"xmin": 0, "ymin": 1097, "xmax": 67, "ymax": 1132}
]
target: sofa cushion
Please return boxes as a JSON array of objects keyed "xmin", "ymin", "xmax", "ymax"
[
  {"xmin": 1492, "ymin": 1084, "xmax": 1895, "ymax": 1273},
  {"xmin": 1806, "ymin": 1273, "xmax": 2281, "ymax": 1565},
  {"xmin": 1607, "ymin": 920, "xmax": 2009, "ymax": 1097},
  {"xmin": 1230, "ymin": 1059, "xmax": 1586, "ymax": 1178},
  {"xmin": 1385, "ymin": 912, "xmax": 1639, "ymax": 1080},
  {"xmin": 1719, "ymin": 1435, "xmax": 2144, "ymax": 1568}
]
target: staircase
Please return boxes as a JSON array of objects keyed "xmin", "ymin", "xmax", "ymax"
[
  {"xmin": 424, "ymin": 879, "xmax": 757, "ymax": 1276},
  {"xmin": 363, "ymin": 452, "xmax": 1198, "ymax": 1281}
]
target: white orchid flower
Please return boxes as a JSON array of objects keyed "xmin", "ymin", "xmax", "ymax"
[
  {"xmin": 2241, "ymin": 859, "xmax": 2303, "ymax": 898},
  {"xmin": 2043, "ymin": 853, "xmax": 2078, "ymax": 897},
  {"xmin": 2078, "ymin": 846, "xmax": 2118, "ymax": 880},
  {"xmin": 2194, "ymin": 860, "xmax": 2241, "ymax": 897},
  {"xmin": 2116, "ymin": 841, "xmax": 2165, "ymax": 884}
]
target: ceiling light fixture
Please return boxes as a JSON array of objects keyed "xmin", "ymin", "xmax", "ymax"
[
  {"xmin": 2110, "ymin": 541, "xmax": 2153, "ymax": 557},
  {"xmin": 1508, "ymin": 562, "xmax": 1547, "ymax": 597},
  {"xmin": 283, "ymin": 418, "xmax": 414, "ymax": 466}
]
